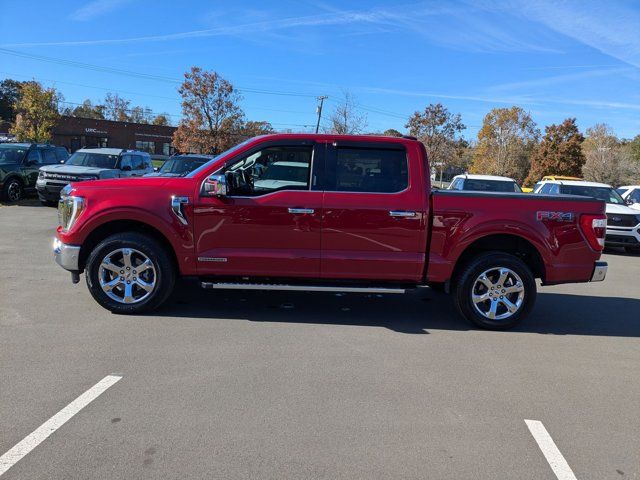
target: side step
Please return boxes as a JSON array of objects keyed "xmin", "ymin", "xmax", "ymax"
[{"xmin": 200, "ymin": 282, "xmax": 406, "ymax": 294}]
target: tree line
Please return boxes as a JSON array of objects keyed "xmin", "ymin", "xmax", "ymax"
[{"xmin": 1, "ymin": 72, "xmax": 639, "ymax": 186}]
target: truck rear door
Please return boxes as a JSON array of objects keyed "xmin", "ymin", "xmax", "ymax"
[{"xmin": 320, "ymin": 141, "xmax": 428, "ymax": 282}]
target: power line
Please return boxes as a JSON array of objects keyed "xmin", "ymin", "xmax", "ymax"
[{"xmin": 0, "ymin": 48, "xmax": 319, "ymax": 98}]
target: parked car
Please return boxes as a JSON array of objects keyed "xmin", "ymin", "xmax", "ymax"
[
  {"xmin": 448, "ymin": 174, "xmax": 522, "ymax": 193},
  {"xmin": 534, "ymin": 179, "xmax": 640, "ymax": 253},
  {"xmin": 37, "ymin": 148, "xmax": 153, "ymax": 205},
  {"xmin": 616, "ymin": 185, "xmax": 640, "ymax": 211},
  {"xmin": 0, "ymin": 143, "xmax": 69, "ymax": 202},
  {"xmin": 145, "ymin": 154, "xmax": 214, "ymax": 177},
  {"xmin": 53, "ymin": 134, "xmax": 608, "ymax": 330}
]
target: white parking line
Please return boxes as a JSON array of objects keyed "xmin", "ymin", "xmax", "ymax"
[
  {"xmin": 0, "ymin": 375, "xmax": 122, "ymax": 477},
  {"xmin": 525, "ymin": 419, "xmax": 577, "ymax": 480}
]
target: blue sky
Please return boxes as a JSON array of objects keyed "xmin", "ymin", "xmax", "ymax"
[{"xmin": 1, "ymin": 0, "xmax": 639, "ymax": 139}]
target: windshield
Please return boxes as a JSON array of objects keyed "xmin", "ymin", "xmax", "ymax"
[
  {"xmin": 0, "ymin": 144, "xmax": 28, "ymax": 164},
  {"xmin": 159, "ymin": 156, "xmax": 208, "ymax": 176},
  {"xmin": 559, "ymin": 185, "xmax": 625, "ymax": 204},
  {"xmin": 186, "ymin": 138, "xmax": 256, "ymax": 178},
  {"xmin": 65, "ymin": 152, "xmax": 118, "ymax": 169},
  {"xmin": 463, "ymin": 179, "xmax": 522, "ymax": 193}
]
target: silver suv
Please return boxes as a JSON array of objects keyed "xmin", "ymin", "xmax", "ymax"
[{"xmin": 37, "ymin": 148, "xmax": 153, "ymax": 205}]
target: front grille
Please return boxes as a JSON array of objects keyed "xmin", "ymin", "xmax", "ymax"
[
  {"xmin": 43, "ymin": 173, "xmax": 82, "ymax": 182},
  {"xmin": 606, "ymin": 213, "xmax": 640, "ymax": 227}
]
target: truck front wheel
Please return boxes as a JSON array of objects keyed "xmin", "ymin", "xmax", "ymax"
[
  {"xmin": 85, "ymin": 232, "xmax": 175, "ymax": 314},
  {"xmin": 453, "ymin": 252, "xmax": 536, "ymax": 330}
]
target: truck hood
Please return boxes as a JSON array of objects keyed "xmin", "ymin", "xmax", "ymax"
[
  {"xmin": 40, "ymin": 164, "xmax": 115, "ymax": 176},
  {"xmin": 70, "ymin": 176, "xmax": 188, "ymax": 191},
  {"xmin": 605, "ymin": 203, "xmax": 639, "ymax": 215}
]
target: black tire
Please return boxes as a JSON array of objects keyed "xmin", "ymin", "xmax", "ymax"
[
  {"xmin": 85, "ymin": 232, "xmax": 175, "ymax": 314},
  {"xmin": 2, "ymin": 177, "xmax": 23, "ymax": 202},
  {"xmin": 452, "ymin": 252, "xmax": 536, "ymax": 330},
  {"xmin": 625, "ymin": 246, "xmax": 640, "ymax": 255}
]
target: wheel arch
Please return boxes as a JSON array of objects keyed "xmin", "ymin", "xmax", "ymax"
[
  {"xmin": 451, "ymin": 233, "xmax": 546, "ymax": 285},
  {"xmin": 78, "ymin": 219, "xmax": 179, "ymax": 273}
]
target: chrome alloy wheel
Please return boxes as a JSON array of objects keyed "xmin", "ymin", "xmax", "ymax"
[
  {"xmin": 471, "ymin": 267, "xmax": 525, "ymax": 321},
  {"xmin": 98, "ymin": 248, "xmax": 156, "ymax": 304}
]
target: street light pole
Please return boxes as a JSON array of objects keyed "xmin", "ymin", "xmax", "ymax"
[{"xmin": 315, "ymin": 95, "xmax": 328, "ymax": 134}]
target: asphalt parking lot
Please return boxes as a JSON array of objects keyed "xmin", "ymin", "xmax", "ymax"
[{"xmin": 1, "ymin": 201, "xmax": 639, "ymax": 479}]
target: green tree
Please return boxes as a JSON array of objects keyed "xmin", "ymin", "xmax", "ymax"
[
  {"xmin": 0, "ymin": 79, "xmax": 26, "ymax": 122},
  {"xmin": 470, "ymin": 106, "xmax": 539, "ymax": 184},
  {"xmin": 173, "ymin": 67, "xmax": 244, "ymax": 154},
  {"xmin": 382, "ymin": 128, "xmax": 403, "ymax": 137},
  {"xmin": 627, "ymin": 134, "xmax": 640, "ymax": 163},
  {"xmin": 70, "ymin": 99, "xmax": 105, "ymax": 119},
  {"xmin": 406, "ymin": 103, "xmax": 466, "ymax": 183},
  {"xmin": 524, "ymin": 118, "xmax": 585, "ymax": 186},
  {"xmin": 152, "ymin": 114, "xmax": 171, "ymax": 126},
  {"xmin": 10, "ymin": 82, "xmax": 60, "ymax": 142}
]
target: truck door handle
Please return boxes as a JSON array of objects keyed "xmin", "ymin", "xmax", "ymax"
[
  {"xmin": 288, "ymin": 208, "xmax": 314, "ymax": 214},
  {"xmin": 389, "ymin": 210, "xmax": 417, "ymax": 218}
]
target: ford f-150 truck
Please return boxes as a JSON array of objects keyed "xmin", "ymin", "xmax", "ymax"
[{"xmin": 53, "ymin": 134, "xmax": 608, "ymax": 329}]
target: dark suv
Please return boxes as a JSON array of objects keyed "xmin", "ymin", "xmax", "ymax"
[{"xmin": 0, "ymin": 143, "xmax": 69, "ymax": 202}]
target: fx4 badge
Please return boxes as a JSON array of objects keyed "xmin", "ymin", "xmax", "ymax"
[{"xmin": 536, "ymin": 211, "xmax": 574, "ymax": 222}]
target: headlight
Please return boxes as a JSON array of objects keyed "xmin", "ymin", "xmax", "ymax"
[
  {"xmin": 58, "ymin": 193, "xmax": 85, "ymax": 232},
  {"xmin": 38, "ymin": 171, "xmax": 45, "ymax": 180}
]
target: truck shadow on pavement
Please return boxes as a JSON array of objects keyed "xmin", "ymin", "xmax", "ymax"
[{"xmin": 157, "ymin": 280, "xmax": 640, "ymax": 337}]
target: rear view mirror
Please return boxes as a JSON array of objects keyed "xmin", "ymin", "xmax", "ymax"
[{"xmin": 203, "ymin": 173, "xmax": 227, "ymax": 197}]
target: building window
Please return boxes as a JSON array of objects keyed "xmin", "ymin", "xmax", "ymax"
[
  {"xmin": 135, "ymin": 141, "xmax": 155, "ymax": 154},
  {"xmin": 98, "ymin": 137, "xmax": 108, "ymax": 147},
  {"xmin": 162, "ymin": 142, "xmax": 175, "ymax": 156}
]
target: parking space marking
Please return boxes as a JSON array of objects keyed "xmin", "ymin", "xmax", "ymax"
[
  {"xmin": 0, "ymin": 375, "xmax": 122, "ymax": 477},
  {"xmin": 525, "ymin": 419, "xmax": 577, "ymax": 480}
]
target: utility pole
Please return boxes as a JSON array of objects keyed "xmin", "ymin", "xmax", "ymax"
[{"xmin": 315, "ymin": 95, "xmax": 328, "ymax": 134}]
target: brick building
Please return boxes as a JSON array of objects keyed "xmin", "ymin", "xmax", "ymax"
[{"xmin": 51, "ymin": 116, "xmax": 177, "ymax": 156}]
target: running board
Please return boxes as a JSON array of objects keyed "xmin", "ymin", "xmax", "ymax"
[{"xmin": 200, "ymin": 282, "xmax": 406, "ymax": 294}]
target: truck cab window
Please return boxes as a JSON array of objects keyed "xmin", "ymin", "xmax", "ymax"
[
  {"xmin": 332, "ymin": 147, "xmax": 408, "ymax": 193},
  {"xmin": 225, "ymin": 146, "xmax": 312, "ymax": 196}
]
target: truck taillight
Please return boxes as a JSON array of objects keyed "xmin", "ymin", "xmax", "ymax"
[{"xmin": 579, "ymin": 214, "xmax": 607, "ymax": 251}]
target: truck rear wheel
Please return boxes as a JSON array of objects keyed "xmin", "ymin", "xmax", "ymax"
[
  {"xmin": 85, "ymin": 232, "xmax": 175, "ymax": 314},
  {"xmin": 453, "ymin": 252, "xmax": 536, "ymax": 330}
]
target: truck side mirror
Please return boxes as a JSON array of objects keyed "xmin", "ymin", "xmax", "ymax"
[
  {"xmin": 626, "ymin": 197, "xmax": 634, "ymax": 205},
  {"xmin": 202, "ymin": 173, "xmax": 228, "ymax": 197},
  {"xmin": 121, "ymin": 165, "xmax": 132, "ymax": 172}
]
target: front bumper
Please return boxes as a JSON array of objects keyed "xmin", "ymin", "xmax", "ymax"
[
  {"xmin": 36, "ymin": 181, "xmax": 66, "ymax": 202},
  {"xmin": 605, "ymin": 225, "xmax": 640, "ymax": 247},
  {"xmin": 590, "ymin": 261, "xmax": 607, "ymax": 282},
  {"xmin": 53, "ymin": 238, "xmax": 81, "ymax": 272}
]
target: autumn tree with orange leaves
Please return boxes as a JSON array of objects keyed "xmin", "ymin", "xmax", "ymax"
[{"xmin": 173, "ymin": 67, "xmax": 244, "ymax": 154}]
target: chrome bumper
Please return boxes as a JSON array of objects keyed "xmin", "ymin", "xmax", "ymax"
[
  {"xmin": 590, "ymin": 261, "xmax": 607, "ymax": 282},
  {"xmin": 53, "ymin": 238, "xmax": 80, "ymax": 271}
]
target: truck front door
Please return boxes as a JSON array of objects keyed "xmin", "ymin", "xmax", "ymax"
[
  {"xmin": 320, "ymin": 142, "xmax": 427, "ymax": 282},
  {"xmin": 193, "ymin": 142, "xmax": 323, "ymax": 278}
]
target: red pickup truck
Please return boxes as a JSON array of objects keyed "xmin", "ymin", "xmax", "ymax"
[{"xmin": 53, "ymin": 134, "xmax": 608, "ymax": 329}]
